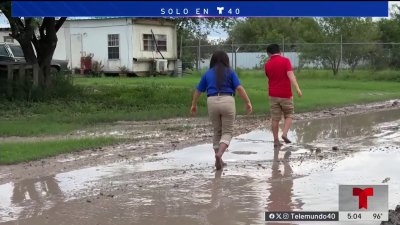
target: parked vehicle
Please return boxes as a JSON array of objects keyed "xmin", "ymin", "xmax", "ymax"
[{"xmin": 0, "ymin": 42, "xmax": 69, "ymax": 72}]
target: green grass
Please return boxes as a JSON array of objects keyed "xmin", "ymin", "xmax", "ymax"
[
  {"xmin": 0, "ymin": 137, "xmax": 121, "ymax": 164},
  {"xmin": 234, "ymin": 70, "xmax": 400, "ymax": 114},
  {"xmin": 0, "ymin": 69, "xmax": 399, "ymax": 137},
  {"xmin": 1, "ymin": 69, "xmax": 399, "ymax": 164},
  {"xmin": 293, "ymin": 69, "xmax": 400, "ymax": 81}
]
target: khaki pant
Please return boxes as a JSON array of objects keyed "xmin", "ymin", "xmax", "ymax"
[
  {"xmin": 269, "ymin": 97, "xmax": 294, "ymax": 121},
  {"xmin": 207, "ymin": 96, "xmax": 235, "ymax": 151}
]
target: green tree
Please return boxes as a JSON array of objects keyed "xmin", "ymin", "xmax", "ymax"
[
  {"xmin": 0, "ymin": 1, "xmax": 66, "ymax": 87},
  {"xmin": 178, "ymin": 30, "xmax": 210, "ymax": 70},
  {"xmin": 377, "ymin": 6, "xmax": 400, "ymax": 69},
  {"xmin": 340, "ymin": 18, "xmax": 378, "ymax": 72},
  {"xmin": 227, "ymin": 18, "xmax": 321, "ymax": 50},
  {"xmin": 300, "ymin": 18, "xmax": 378, "ymax": 75},
  {"xmin": 227, "ymin": 18, "xmax": 306, "ymax": 51},
  {"xmin": 227, "ymin": 18, "xmax": 380, "ymax": 75},
  {"xmin": 175, "ymin": 18, "xmax": 234, "ymax": 70}
]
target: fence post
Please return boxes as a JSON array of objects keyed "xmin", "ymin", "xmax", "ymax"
[
  {"xmin": 282, "ymin": 37, "xmax": 285, "ymax": 56},
  {"xmin": 33, "ymin": 64, "xmax": 39, "ymax": 87},
  {"xmin": 231, "ymin": 41, "xmax": 234, "ymax": 69},
  {"xmin": 340, "ymin": 35, "xmax": 343, "ymax": 70},
  {"xmin": 7, "ymin": 65, "xmax": 13, "ymax": 81},
  {"xmin": 234, "ymin": 48, "xmax": 237, "ymax": 70},
  {"xmin": 180, "ymin": 35, "xmax": 183, "ymax": 59},
  {"xmin": 7, "ymin": 65, "xmax": 13, "ymax": 97},
  {"xmin": 18, "ymin": 64, "xmax": 25, "ymax": 82},
  {"xmin": 197, "ymin": 38, "xmax": 200, "ymax": 71}
]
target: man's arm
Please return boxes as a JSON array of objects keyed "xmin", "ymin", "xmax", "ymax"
[
  {"xmin": 287, "ymin": 71, "xmax": 302, "ymax": 97},
  {"xmin": 236, "ymin": 85, "xmax": 253, "ymax": 114},
  {"xmin": 230, "ymin": 70, "xmax": 252, "ymax": 114}
]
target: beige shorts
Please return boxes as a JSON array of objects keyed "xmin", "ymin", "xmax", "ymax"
[
  {"xmin": 207, "ymin": 96, "xmax": 235, "ymax": 150},
  {"xmin": 269, "ymin": 97, "xmax": 294, "ymax": 121}
]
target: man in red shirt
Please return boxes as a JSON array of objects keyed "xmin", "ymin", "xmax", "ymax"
[{"xmin": 264, "ymin": 44, "xmax": 302, "ymax": 147}]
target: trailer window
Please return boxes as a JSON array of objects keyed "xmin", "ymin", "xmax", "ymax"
[
  {"xmin": 108, "ymin": 34, "xmax": 119, "ymax": 60},
  {"xmin": 143, "ymin": 34, "xmax": 167, "ymax": 51}
]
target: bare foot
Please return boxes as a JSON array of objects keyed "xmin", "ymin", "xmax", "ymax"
[
  {"xmin": 281, "ymin": 135, "xmax": 292, "ymax": 144},
  {"xmin": 215, "ymin": 170, "xmax": 222, "ymax": 178},
  {"xmin": 215, "ymin": 154, "xmax": 222, "ymax": 170},
  {"xmin": 215, "ymin": 159, "xmax": 227, "ymax": 168},
  {"xmin": 274, "ymin": 140, "xmax": 282, "ymax": 148},
  {"xmin": 222, "ymin": 160, "xmax": 227, "ymax": 167}
]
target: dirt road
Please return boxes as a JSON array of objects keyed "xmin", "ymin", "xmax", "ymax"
[{"xmin": 0, "ymin": 100, "xmax": 399, "ymax": 225}]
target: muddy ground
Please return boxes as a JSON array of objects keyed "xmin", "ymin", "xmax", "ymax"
[
  {"xmin": 1, "ymin": 99, "xmax": 400, "ymax": 225},
  {"xmin": 1, "ymin": 99, "xmax": 399, "ymax": 184}
]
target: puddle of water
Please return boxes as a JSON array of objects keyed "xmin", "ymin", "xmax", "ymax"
[
  {"xmin": 240, "ymin": 109, "xmax": 400, "ymax": 145},
  {"xmin": 131, "ymin": 109, "xmax": 400, "ymax": 173},
  {"xmin": 294, "ymin": 147, "xmax": 400, "ymax": 210},
  {"xmin": 231, "ymin": 151, "xmax": 258, "ymax": 155},
  {"xmin": 0, "ymin": 109, "xmax": 399, "ymax": 224}
]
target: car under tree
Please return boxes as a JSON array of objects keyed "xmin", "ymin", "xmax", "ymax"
[{"xmin": 0, "ymin": 42, "xmax": 69, "ymax": 73}]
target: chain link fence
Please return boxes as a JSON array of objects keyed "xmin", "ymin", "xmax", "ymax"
[{"xmin": 181, "ymin": 42, "xmax": 400, "ymax": 72}]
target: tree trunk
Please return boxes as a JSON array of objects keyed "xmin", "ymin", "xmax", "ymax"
[
  {"xmin": 350, "ymin": 64, "xmax": 356, "ymax": 73},
  {"xmin": 331, "ymin": 60, "xmax": 340, "ymax": 76},
  {"xmin": 35, "ymin": 18, "xmax": 59, "ymax": 87},
  {"xmin": 333, "ymin": 57, "xmax": 341, "ymax": 76},
  {"xmin": 37, "ymin": 41, "xmax": 57, "ymax": 87},
  {"xmin": 1, "ymin": 1, "xmax": 67, "ymax": 89},
  {"xmin": 18, "ymin": 39, "xmax": 37, "ymax": 64},
  {"xmin": 332, "ymin": 62, "xmax": 338, "ymax": 76}
]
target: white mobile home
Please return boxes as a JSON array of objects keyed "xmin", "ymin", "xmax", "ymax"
[{"xmin": 54, "ymin": 18, "xmax": 178, "ymax": 75}]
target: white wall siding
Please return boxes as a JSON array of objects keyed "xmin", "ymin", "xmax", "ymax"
[
  {"xmin": 53, "ymin": 27, "xmax": 67, "ymax": 61},
  {"xmin": 54, "ymin": 18, "xmax": 177, "ymax": 74},
  {"xmin": 56, "ymin": 18, "xmax": 133, "ymax": 72}
]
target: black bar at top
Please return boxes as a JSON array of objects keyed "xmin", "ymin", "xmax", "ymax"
[{"xmin": 12, "ymin": 0, "xmax": 390, "ymax": 2}]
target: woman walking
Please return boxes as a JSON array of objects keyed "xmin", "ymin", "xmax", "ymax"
[{"xmin": 191, "ymin": 51, "xmax": 253, "ymax": 170}]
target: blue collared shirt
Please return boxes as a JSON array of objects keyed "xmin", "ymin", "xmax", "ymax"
[{"xmin": 196, "ymin": 68, "xmax": 241, "ymax": 96}]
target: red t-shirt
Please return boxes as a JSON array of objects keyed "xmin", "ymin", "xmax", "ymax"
[{"xmin": 264, "ymin": 54, "xmax": 293, "ymax": 98}]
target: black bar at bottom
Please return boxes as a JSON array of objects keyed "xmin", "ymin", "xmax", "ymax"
[{"xmin": 265, "ymin": 211, "xmax": 339, "ymax": 221}]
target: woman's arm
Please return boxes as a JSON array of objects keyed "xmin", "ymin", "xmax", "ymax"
[
  {"xmin": 236, "ymin": 85, "xmax": 253, "ymax": 114},
  {"xmin": 191, "ymin": 74, "xmax": 207, "ymax": 115},
  {"xmin": 191, "ymin": 90, "xmax": 202, "ymax": 115}
]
